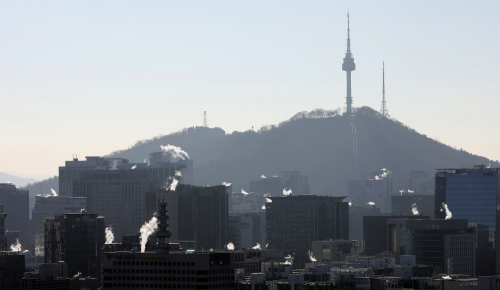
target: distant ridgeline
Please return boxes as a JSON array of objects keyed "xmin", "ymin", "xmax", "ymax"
[{"xmin": 23, "ymin": 106, "xmax": 499, "ymax": 210}]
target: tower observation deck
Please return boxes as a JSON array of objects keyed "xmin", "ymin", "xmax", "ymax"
[{"xmin": 342, "ymin": 13, "xmax": 356, "ymax": 115}]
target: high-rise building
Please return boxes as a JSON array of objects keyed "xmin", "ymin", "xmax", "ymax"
[
  {"xmin": 349, "ymin": 205, "xmax": 381, "ymax": 240},
  {"xmin": 60, "ymin": 154, "xmax": 194, "ymax": 198},
  {"xmin": 388, "ymin": 218, "xmax": 476, "ymax": 277},
  {"xmin": 249, "ymin": 171, "xmax": 310, "ymax": 197},
  {"xmin": 0, "ymin": 252, "xmax": 25, "ymax": 290},
  {"xmin": 435, "ymin": 166, "xmax": 500, "ymax": 273},
  {"xmin": 0, "ymin": 205, "xmax": 6, "ymax": 251},
  {"xmin": 44, "ymin": 213, "xmax": 105, "ymax": 281},
  {"xmin": 348, "ymin": 173, "xmax": 393, "ymax": 212},
  {"xmin": 391, "ymin": 193, "xmax": 434, "ymax": 218},
  {"xmin": 32, "ymin": 195, "xmax": 87, "ymax": 256},
  {"xmin": 363, "ymin": 215, "xmax": 429, "ymax": 256},
  {"xmin": 266, "ymin": 195, "xmax": 349, "ymax": 268},
  {"xmin": 399, "ymin": 170, "xmax": 435, "ymax": 194},
  {"xmin": 311, "ymin": 240, "xmax": 364, "ymax": 264},
  {"xmin": 101, "ymin": 193, "xmax": 235, "ymax": 290},
  {"xmin": 228, "ymin": 212, "xmax": 266, "ymax": 250},
  {"xmin": 146, "ymin": 185, "xmax": 229, "ymax": 251},
  {"xmin": 0, "ymin": 183, "xmax": 29, "ymax": 246},
  {"xmin": 342, "ymin": 13, "xmax": 356, "ymax": 115}
]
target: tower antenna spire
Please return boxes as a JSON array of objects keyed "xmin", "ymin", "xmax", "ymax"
[
  {"xmin": 380, "ymin": 62, "xmax": 389, "ymax": 117},
  {"xmin": 342, "ymin": 11, "xmax": 356, "ymax": 116}
]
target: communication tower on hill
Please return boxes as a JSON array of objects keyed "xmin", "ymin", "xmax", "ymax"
[
  {"xmin": 342, "ymin": 12, "xmax": 356, "ymax": 116},
  {"xmin": 203, "ymin": 111, "xmax": 207, "ymax": 127},
  {"xmin": 380, "ymin": 62, "xmax": 389, "ymax": 117}
]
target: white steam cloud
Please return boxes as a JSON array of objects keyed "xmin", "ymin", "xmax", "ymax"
[
  {"xmin": 282, "ymin": 188, "xmax": 292, "ymax": 196},
  {"xmin": 261, "ymin": 175, "xmax": 266, "ymax": 178},
  {"xmin": 266, "ymin": 198, "xmax": 272, "ymax": 203},
  {"xmin": 262, "ymin": 205, "xmax": 266, "ymax": 210},
  {"xmin": 170, "ymin": 178, "xmax": 179, "ymax": 191},
  {"xmin": 131, "ymin": 165, "xmax": 136, "ymax": 170},
  {"xmin": 139, "ymin": 216, "xmax": 158, "ymax": 253},
  {"xmin": 308, "ymin": 250, "xmax": 317, "ymax": 262},
  {"xmin": 252, "ymin": 243, "xmax": 261, "ymax": 250},
  {"xmin": 105, "ymin": 225, "xmax": 114, "ymax": 244},
  {"xmin": 222, "ymin": 182, "xmax": 232, "ymax": 187},
  {"xmin": 241, "ymin": 189, "xmax": 250, "ymax": 196},
  {"xmin": 284, "ymin": 254, "xmax": 294, "ymax": 266},
  {"xmin": 374, "ymin": 168, "xmax": 391, "ymax": 180},
  {"xmin": 441, "ymin": 202, "xmax": 453, "ymax": 220},
  {"xmin": 367, "ymin": 201, "xmax": 376, "ymax": 206},
  {"xmin": 442, "ymin": 275, "xmax": 452, "ymax": 280},
  {"xmin": 227, "ymin": 242, "xmax": 235, "ymax": 251},
  {"xmin": 265, "ymin": 243, "xmax": 268, "ymax": 249},
  {"xmin": 51, "ymin": 188, "xmax": 57, "ymax": 196},
  {"xmin": 160, "ymin": 144, "xmax": 189, "ymax": 160},
  {"xmin": 10, "ymin": 238, "xmax": 22, "ymax": 252},
  {"xmin": 411, "ymin": 203, "xmax": 419, "ymax": 216},
  {"xmin": 175, "ymin": 170, "xmax": 182, "ymax": 177},
  {"xmin": 348, "ymin": 202, "xmax": 352, "ymax": 206}
]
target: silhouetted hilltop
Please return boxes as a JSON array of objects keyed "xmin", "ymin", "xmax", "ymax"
[{"xmin": 106, "ymin": 106, "xmax": 498, "ymax": 195}]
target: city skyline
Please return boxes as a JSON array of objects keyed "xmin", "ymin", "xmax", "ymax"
[{"xmin": 1, "ymin": 1, "xmax": 499, "ymax": 178}]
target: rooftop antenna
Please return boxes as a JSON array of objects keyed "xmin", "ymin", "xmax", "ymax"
[
  {"xmin": 203, "ymin": 111, "xmax": 207, "ymax": 128},
  {"xmin": 380, "ymin": 62, "xmax": 389, "ymax": 117}
]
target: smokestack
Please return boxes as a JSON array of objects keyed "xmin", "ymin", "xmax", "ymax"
[{"xmin": 156, "ymin": 196, "xmax": 172, "ymax": 253}]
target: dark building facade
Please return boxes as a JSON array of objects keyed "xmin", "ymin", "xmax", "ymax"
[
  {"xmin": 435, "ymin": 166, "xmax": 500, "ymax": 274},
  {"xmin": 388, "ymin": 218, "xmax": 475, "ymax": 277},
  {"xmin": 391, "ymin": 194, "xmax": 434, "ymax": 218},
  {"xmin": 0, "ymin": 252, "xmax": 25, "ymax": 290},
  {"xmin": 363, "ymin": 215, "xmax": 429, "ymax": 255},
  {"xmin": 146, "ymin": 185, "xmax": 229, "ymax": 251},
  {"xmin": 228, "ymin": 212, "xmax": 266, "ymax": 250},
  {"xmin": 349, "ymin": 205, "xmax": 381, "ymax": 241},
  {"xmin": 0, "ymin": 183, "xmax": 29, "ymax": 246},
  {"xmin": 266, "ymin": 195, "xmax": 348, "ymax": 268},
  {"xmin": 44, "ymin": 213, "xmax": 105, "ymax": 281}
]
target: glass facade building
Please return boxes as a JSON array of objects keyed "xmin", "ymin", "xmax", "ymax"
[{"xmin": 435, "ymin": 167, "xmax": 500, "ymax": 275}]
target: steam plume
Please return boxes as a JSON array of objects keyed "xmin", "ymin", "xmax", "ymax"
[
  {"xmin": 105, "ymin": 225, "xmax": 114, "ymax": 244},
  {"xmin": 411, "ymin": 203, "xmax": 419, "ymax": 215},
  {"xmin": 262, "ymin": 205, "xmax": 266, "ymax": 210},
  {"xmin": 241, "ymin": 189, "xmax": 250, "ymax": 196},
  {"xmin": 374, "ymin": 168, "xmax": 391, "ymax": 180},
  {"xmin": 51, "ymin": 188, "xmax": 58, "ymax": 196},
  {"xmin": 442, "ymin": 275, "xmax": 452, "ymax": 280},
  {"xmin": 284, "ymin": 254, "xmax": 294, "ymax": 265},
  {"xmin": 252, "ymin": 243, "xmax": 261, "ymax": 250},
  {"xmin": 266, "ymin": 198, "xmax": 272, "ymax": 203},
  {"xmin": 367, "ymin": 201, "xmax": 376, "ymax": 206},
  {"xmin": 348, "ymin": 202, "xmax": 352, "ymax": 206},
  {"xmin": 170, "ymin": 178, "xmax": 179, "ymax": 191},
  {"xmin": 222, "ymin": 182, "xmax": 232, "ymax": 187},
  {"xmin": 227, "ymin": 242, "xmax": 235, "ymax": 250},
  {"xmin": 160, "ymin": 144, "xmax": 189, "ymax": 160},
  {"xmin": 265, "ymin": 243, "xmax": 268, "ymax": 249},
  {"xmin": 261, "ymin": 175, "xmax": 266, "ymax": 178},
  {"xmin": 308, "ymin": 250, "xmax": 317, "ymax": 262},
  {"xmin": 440, "ymin": 202, "xmax": 453, "ymax": 220},
  {"xmin": 282, "ymin": 188, "xmax": 292, "ymax": 196},
  {"xmin": 139, "ymin": 216, "xmax": 158, "ymax": 253},
  {"xmin": 131, "ymin": 165, "xmax": 137, "ymax": 170},
  {"xmin": 10, "ymin": 238, "xmax": 22, "ymax": 252},
  {"xmin": 175, "ymin": 170, "xmax": 182, "ymax": 177}
]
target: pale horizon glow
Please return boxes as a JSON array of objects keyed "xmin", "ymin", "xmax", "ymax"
[{"xmin": 1, "ymin": 1, "xmax": 499, "ymax": 178}]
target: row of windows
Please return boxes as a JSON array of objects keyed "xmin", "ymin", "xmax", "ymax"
[
  {"xmin": 104, "ymin": 283, "xmax": 232, "ymax": 289},
  {"xmin": 114, "ymin": 261, "xmax": 195, "ymax": 267}
]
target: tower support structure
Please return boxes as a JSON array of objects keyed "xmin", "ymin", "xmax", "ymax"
[{"xmin": 380, "ymin": 62, "xmax": 389, "ymax": 117}]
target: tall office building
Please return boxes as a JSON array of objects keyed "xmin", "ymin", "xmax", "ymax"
[
  {"xmin": 391, "ymin": 193, "xmax": 434, "ymax": 218},
  {"xmin": 60, "ymin": 153, "xmax": 194, "ymax": 198},
  {"xmin": 101, "ymin": 194, "xmax": 235, "ymax": 290},
  {"xmin": 388, "ymin": 218, "xmax": 476, "ymax": 277},
  {"xmin": 32, "ymin": 195, "xmax": 87, "ymax": 256},
  {"xmin": 0, "ymin": 183, "xmax": 29, "ymax": 246},
  {"xmin": 435, "ymin": 166, "xmax": 500, "ymax": 273},
  {"xmin": 250, "ymin": 171, "xmax": 310, "ymax": 197},
  {"xmin": 399, "ymin": 170, "xmax": 435, "ymax": 194},
  {"xmin": 349, "ymin": 205, "xmax": 381, "ymax": 240},
  {"xmin": 266, "ymin": 195, "xmax": 349, "ymax": 268},
  {"xmin": 146, "ymin": 185, "xmax": 229, "ymax": 251},
  {"xmin": 363, "ymin": 215, "xmax": 429, "ymax": 256},
  {"xmin": 228, "ymin": 212, "xmax": 266, "ymax": 249},
  {"xmin": 44, "ymin": 213, "xmax": 105, "ymax": 280},
  {"xmin": 348, "ymin": 174, "xmax": 393, "ymax": 212},
  {"xmin": 0, "ymin": 204, "xmax": 6, "ymax": 251}
]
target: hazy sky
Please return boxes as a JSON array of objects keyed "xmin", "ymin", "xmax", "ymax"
[{"xmin": 1, "ymin": 1, "xmax": 499, "ymax": 179}]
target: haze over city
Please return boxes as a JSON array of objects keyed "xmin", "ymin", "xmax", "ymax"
[{"xmin": 1, "ymin": 1, "xmax": 499, "ymax": 180}]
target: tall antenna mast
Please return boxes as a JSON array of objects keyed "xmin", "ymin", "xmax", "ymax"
[
  {"xmin": 380, "ymin": 62, "xmax": 389, "ymax": 117},
  {"xmin": 203, "ymin": 111, "xmax": 207, "ymax": 127}
]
